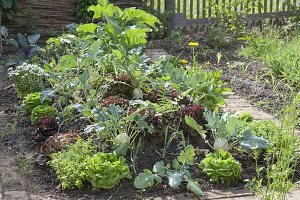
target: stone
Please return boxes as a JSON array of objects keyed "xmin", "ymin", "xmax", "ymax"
[
  {"xmin": 287, "ymin": 190, "xmax": 300, "ymax": 200},
  {"xmin": 4, "ymin": 191, "xmax": 28, "ymax": 200}
]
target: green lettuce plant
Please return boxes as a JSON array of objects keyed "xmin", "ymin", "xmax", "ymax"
[
  {"xmin": 86, "ymin": 153, "xmax": 131, "ymax": 189},
  {"xmin": 31, "ymin": 105, "xmax": 56, "ymax": 124},
  {"xmin": 200, "ymin": 150, "xmax": 242, "ymax": 184},
  {"xmin": 22, "ymin": 92, "xmax": 51, "ymax": 113}
]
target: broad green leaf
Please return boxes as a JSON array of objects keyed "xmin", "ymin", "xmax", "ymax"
[
  {"xmin": 186, "ymin": 180, "xmax": 204, "ymax": 197},
  {"xmin": 112, "ymin": 50, "xmax": 123, "ymax": 60},
  {"xmin": 113, "ymin": 143, "xmax": 129, "ymax": 156},
  {"xmin": 55, "ymin": 55, "xmax": 77, "ymax": 71},
  {"xmin": 177, "ymin": 145, "xmax": 195, "ymax": 165},
  {"xmin": 76, "ymin": 23, "xmax": 98, "ymax": 34},
  {"xmin": 185, "ymin": 115, "xmax": 207, "ymax": 138},
  {"xmin": 167, "ymin": 171, "xmax": 184, "ymax": 189},
  {"xmin": 0, "ymin": 26, "xmax": 8, "ymax": 37},
  {"xmin": 83, "ymin": 109, "xmax": 92, "ymax": 118},
  {"xmin": 153, "ymin": 174, "xmax": 162, "ymax": 183},
  {"xmin": 79, "ymin": 70, "xmax": 90, "ymax": 89},
  {"xmin": 17, "ymin": 33, "xmax": 27, "ymax": 47},
  {"xmin": 41, "ymin": 89, "xmax": 55, "ymax": 104},
  {"xmin": 123, "ymin": 8, "xmax": 160, "ymax": 30},
  {"xmin": 153, "ymin": 161, "xmax": 166, "ymax": 176},
  {"xmin": 5, "ymin": 38, "xmax": 18, "ymax": 47},
  {"xmin": 241, "ymin": 130, "xmax": 268, "ymax": 150},
  {"xmin": 28, "ymin": 34, "xmax": 40, "ymax": 45},
  {"xmin": 2, "ymin": 0, "xmax": 12, "ymax": 9},
  {"xmin": 88, "ymin": 41, "xmax": 102, "ymax": 57},
  {"xmin": 88, "ymin": 4, "xmax": 103, "ymax": 19},
  {"xmin": 134, "ymin": 169, "xmax": 155, "ymax": 189},
  {"xmin": 172, "ymin": 159, "xmax": 180, "ymax": 170},
  {"xmin": 124, "ymin": 28, "xmax": 150, "ymax": 47}
]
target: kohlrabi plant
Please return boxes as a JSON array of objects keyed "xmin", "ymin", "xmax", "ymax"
[
  {"xmin": 134, "ymin": 145, "xmax": 204, "ymax": 197},
  {"xmin": 185, "ymin": 111, "xmax": 246, "ymax": 151}
]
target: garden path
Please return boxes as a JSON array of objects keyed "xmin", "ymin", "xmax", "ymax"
[{"xmin": 0, "ymin": 67, "xmax": 30, "ymax": 199}]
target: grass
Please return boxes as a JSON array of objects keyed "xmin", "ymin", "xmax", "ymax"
[
  {"xmin": 240, "ymin": 20, "xmax": 300, "ymax": 88},
  {"xmin": 0, "ymin": 122, "xmax": 16, "ymax": 139}
]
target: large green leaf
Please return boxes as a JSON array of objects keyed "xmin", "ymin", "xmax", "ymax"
[
  {"xmin": 186, "ymin": 180, "xmax": 204, "ymax": 197},
  {"xmin": 177, "ymin": 145, "xmax": 195, "ymax": 165},
  {"xmin": 123, "ymin": 8, "xmax": 160, "ymax": 30},
  {"xmin": 55, "ymin": 55, "xmax": 77, "ymax": 71},
  {"xmin": 185, "ymin": 115, "xmax": 207, "ymax": 138},
  {"xmin": 124, "ymin": 28, "xmax": 150, "ymax": 47},
  {"xmin": 134, "ymin": 169, "xmax": 155, "ymax": 189},
  {"xmin": 76, "ymin": 23, "xmax": 98, "ymax": 34},
  {"xmin": 167, "ymin": 171, "xmax": 184, "ymax": 189},
  {"xmin": 153, "ymin": 161, "xmax": 166, "ymax": 176},
  {"xmin": 2, "ymin": 0, "xmax": 13, "ymax": 9},
  {"xmin": 241, "ymin": 130, "xmax": 268, "ymax": 150}
]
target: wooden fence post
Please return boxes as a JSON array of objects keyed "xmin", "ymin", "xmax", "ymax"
[{"xmin": 165, "ymin": 0, "xmax": 176, "ymax": 34}]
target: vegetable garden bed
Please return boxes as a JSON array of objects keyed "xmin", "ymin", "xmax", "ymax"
[{"xmin": 1, "ymin": 1, "xmax": 300, "ymax": 199}]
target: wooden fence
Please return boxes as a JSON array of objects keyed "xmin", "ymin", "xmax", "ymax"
[{"xmin": 145, "ymin": 0, "xmax": 300, "ymax": 30}]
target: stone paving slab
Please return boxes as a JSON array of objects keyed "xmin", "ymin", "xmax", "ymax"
[{"xmin": 3, "ymin": 191, "xmax": 28, "ymax": 200}]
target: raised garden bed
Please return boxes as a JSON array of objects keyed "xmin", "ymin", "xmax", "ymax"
[{"xmin": 1, "ymin": 1, "xmax": 300, "ymax": 200}]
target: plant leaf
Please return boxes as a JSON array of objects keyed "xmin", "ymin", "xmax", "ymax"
[
  {"xmin": 241, "ymin": 130, "xmax": 268, "ymax": 150},
  {"xmin": 134, "ymin": 169, "xmax": 155, "ymax": 189},
  {"xmin": 153, "ymin": 161, "xmax": 166, "ymax": 176},
  {"xmin": 186, "ymin": 180, "xmax": 204, "ymax": 197},
  {"xmin": 167, "ymin": 171, "xmax": 184, "ymax": 189},
  {"xmin": 76, "ymin": 23, "xmax": 98, "ymax": 34},
  {"xmin": 27, "ymin": 34, "xmax": 40, "ymax": 45},
  {"xmin": 185, "ymin": 115, "xmax": 207, "ymax": 139},
  {"xmin": 177, "ymin": 145, "xmax": 195, "ymax": 165},
  {"xmin": 17, "ymin": 33, "xmax": 27, "ymax": 47}
]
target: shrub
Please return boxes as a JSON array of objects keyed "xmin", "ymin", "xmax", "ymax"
[
  {"xmin": 200, "ymin": 150, "xmax": 242, "ymax": 184},
  {"xmin": 8, "ymin": 63, "xmax": 47, "ymax": 97},
  {"xmin": 48, "ymin": 140, "xmax": 96, "ymax": 189},
  {"xmin": 23, "ymin": 92, "xmax": 51, "ymax": 113},
  {"xmin": 31, "ymin": 105, "xmax": 56, "ymax": 124},
  {"xmin": 86, "ymin": 153, "xmax": 131, "ymax": 189}
]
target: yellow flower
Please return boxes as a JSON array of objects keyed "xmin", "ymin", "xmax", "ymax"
[
  {"xmin": 188, "ymin": 42, "xmax": 200, "ymax": 47},
  {"xmin": 205, "ymin": 61, "xmax": 211, "ymax": 68},
  {"xmin": 180, "ymin": 59, "xmax": 188, "ymax": 65}
]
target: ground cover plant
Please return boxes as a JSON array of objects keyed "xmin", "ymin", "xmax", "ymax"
[{"xmin": 3, "ymin": 0, "xmax": 300, "ymax": 199}]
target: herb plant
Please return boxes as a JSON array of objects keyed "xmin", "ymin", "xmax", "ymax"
[
  {"xmin": 8, "ymin": 63, "xmax": 47, "ymax": 97},
  {"xmin": 48, "ymin": 140, "xmax": 96, "ymax": 189}
]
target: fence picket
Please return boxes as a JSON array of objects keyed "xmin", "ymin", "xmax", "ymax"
[
  {"xmin": 270, "ymin": 0, "xmax": 273, "ymax": 12},
  {"xmin": 145, "ymin": 0, "xmax": 300, "ymax": 31},
  {"xmin": 203, "ymin": 0, "xmax": 206, "ymax": 18}
]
